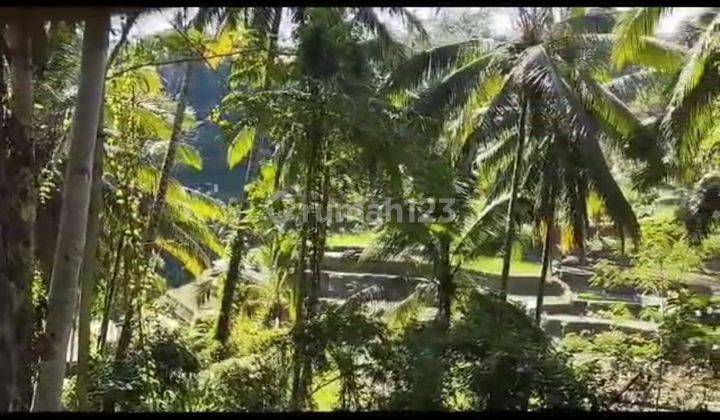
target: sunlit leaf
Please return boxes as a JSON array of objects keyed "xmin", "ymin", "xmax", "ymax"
[
  {"xmin": 176, "ymin": 143, "xmax": 203, "ymax": 171},
  {"xmin": 227, "ymin": 127, "xmax": 256, "ymax": 170}
]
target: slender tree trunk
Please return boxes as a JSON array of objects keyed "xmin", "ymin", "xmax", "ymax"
[
  {"xmin": 500, "ymin": 97, "xmax": 528, "ymax": 296},
  {"xmin": 0, "ymin": 20, "xmax": 39, "ymax": 412},
  {"xmin": 291, "ymin": 79, "xmax": 325, "ymax": 411},
  {"xmin": 576, "ymin": 181, "xmax": 589, "ymax": 265},
  {"xmin": 97, "ymin": 234, "xmax": 125, "ymax": 353},
  {"xmin": 535, "ymin": 210, "xmax": 555, "ymax": 325},
  {"xmin": 215, "ymin": 7, "xmax": 283, "ymax": 343},
  {"xmin": 436, "ymin": 239, "xmax": 453, "ymax": 330},
  {"xmin": 0, "ymin": 51, "xmax": 14, "ymax": 413},
  {"xmin": 113, "ymin": 61, "xmax": 193, "ymax": 363},
  {"xmin": 31, "ymin": 14, "xmax": 110, "ymax": 412},
  {"xmin": 75, "ymin": 115, "xmax": 104, "ymax": 412},
  {"xmin": 147, "ymin": 63, "xmax": 193, "ymax": 237},
  {"xmin": 215, "ymin": 146, "xmax": 255, "ymax": 343},
  {"xmin": 76, "ymin": 14, "xmax": 137, "ymax": 409},
  {"xmin": 291, "ymin": 137, "xmax": 316, "ymax": 411}
]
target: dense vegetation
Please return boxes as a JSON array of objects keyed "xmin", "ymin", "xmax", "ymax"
[{"xmin": 0, "ymin": 6, "xmax": 717, "ymax": 412}]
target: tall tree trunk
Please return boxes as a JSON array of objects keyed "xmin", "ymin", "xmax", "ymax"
[
  {"xmin": 0, "ymin": 47, "xmax": 14, "ymax": 414},
  {"xmin": 113, "ymin": 62, "xmax": 193, "ymax": 363},
  {"xmin": 499, "ymin": 97, "xmax": 528, "ymax": 296},
  {"xmin": 436, "ymin": 239, "xmax": 453, "ymax": 330},
  {"xmin": 97, "ymin": 233, "xmax": 125, "ymax": 353},
  {"xmin": 31, "ymin": 14, "xmax": 110, "ymax": 412},
  {"xmin": 0, "ymin": 20, "xmax": 38, "ymax": 412},
  {"xmin": 215, "ymin": 146, "xmax": 255, "ymax": 344},
  {"xmin": 75, "ymin": 113, "xmax": 104, "ymax": 412},
  {"xmin": 535, "ymin": 207, "xmax": 555, "ymax": 325},
  {"xmin": 576, "ymin": 181, "xmax": 589, "ymax": 265},
  {"xmin": 147, "ymin": 63, "xmax": 193, "ymax": 237},
  {"xmin": 76, "ymin": 14, "xmax": 138, "ymax": 410},
  {"xmin": 291, "ymin": 79, "xmax": 325, "ymax": 411},
  {"xmin": 214, "ymin": 7, "xmax": 282, "ymax": 344}
]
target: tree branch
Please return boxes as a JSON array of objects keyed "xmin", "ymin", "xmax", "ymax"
[
  {"xmin": 107, "ymin": 12, "xmax": 140, "ymax": 70},
  {"xmin": 106, "ymin": 47, "xmax": 295, "ymax": 80}
]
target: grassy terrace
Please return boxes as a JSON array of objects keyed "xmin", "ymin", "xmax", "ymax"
[{"xmin": 327, "ymin": 232, "xmax": 542, "ymax": 276}]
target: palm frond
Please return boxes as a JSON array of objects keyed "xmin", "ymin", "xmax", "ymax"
[
  {"xmin": 412, "ymin": 50, "xmax": 506, "ymax": 118},
  {"xmin": 603, "ymin": 69, "xmax": 660, "ymax": 100},
  {"xmin": 659, "ymin": 14, "xmax": 720, "ymax": 175},
  {"xmin": 580, "ymin": 135, "xmax": 641, "ymax": 242},
  {"xmin": 453, "ymin": 194, "xmax": 517, "ymax": 260},
  {"xmin": 156, "ymin": 225, "xmax": 213, "ymax": 278},
  {"xmin": 627, "ymin": 37, "xmax": 687, "ymax": 72},
  {"xmin": 339, "ymin": 284, "xmax": 386, "ymax": 312},
  {"xmin": 353, "ymin": 7, "xmax": 408, "ymax": 65},
  {"xmin": 611, "ymin": 7, "xmax": 672, "ymax": 69},
  {"xmin": 382, "ymin": 39, "xmax": 481, "ymax": 93},
  {"xmin": 382, "ymin": 279, "xmax": 437, "ymax": 325},
  {"xmin": 360, "ymin": 221, "xmax": 429, "ymax": 264},
  {"xmin": 381, "ymin": 7, "xmax": 430, "ymax": 44},
  {"xmin": 165, "ymin": 181, "xmax": 227, "ymax": 222},
  {"xmin": 575, "ymin": 72, "xmax": 667, "ymax": 186}
]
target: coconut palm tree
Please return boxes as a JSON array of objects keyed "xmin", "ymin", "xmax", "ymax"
[
  {"xmin": 215, "ymin": 6, "xmax": 283, "ymax": 345},
  {"xmin": 612, "ymin": 7, "xmax": 720, "ymax": 184},
  {"xmin": 361, "ymin": 162, "xmax": 516, "ymax": 329},
  {"xmin": 111, "ymin": 6, "xmax": 246, "ymax": 365},
  {"xmin": 385, "ymin": 7, "xmax": 660, "ymax": 296}
]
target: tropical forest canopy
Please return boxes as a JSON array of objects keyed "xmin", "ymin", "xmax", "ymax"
[{"xmin": 0, "ymin": 6, "xmax": 718, "ymax": 413}]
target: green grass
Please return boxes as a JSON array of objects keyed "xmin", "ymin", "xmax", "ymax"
[
  {"xmin": 326, "ymin": 231, "xmax": 375, "ymax": 248},
  {"xmin": 326, "ymin": 231, "xmax": 542, "ymax": 276},
  {"xmin": 577, "ymin": 291, "xmax": 606, "ymax": 301},
  {"xmin": 313, "ymin": 372, "xmax": 341, "ymax": 411},
  {"xmin": 464, "ymin": 256, "xmax": 541, "ymax": 276}
]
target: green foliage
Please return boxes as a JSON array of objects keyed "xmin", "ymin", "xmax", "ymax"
[
  {"xmin": 591, "ymin": 217, "xmax": 703, "ymax": 294},
  {"xmin": 374, "ymin": 291, "xmax": 596, "ymax": 410},
  {"xmin": 226, "ymin": 127, "xmax": 256, "ymax": 169}
]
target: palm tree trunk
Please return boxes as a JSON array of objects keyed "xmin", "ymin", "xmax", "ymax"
[
  {"xmin": 31, "ymin": 14, "xmax": 110, "ymax": 412},
  {"xmin": 436, "ymin": 239, "xmax": 453, "ymax": 329},
  {"xmin": 291, "ymin": 135, "xmax": 317, "ymax": 411},
  {"xmin": 147, "ymin": 62, "xmax": 193, "ymax": 238},
  {"xmin": 214, "ymin": 9, "xmax": 283, "ymax": 343},
  {"xmin": 215, "ymin": 146, "xmax": 255, "ymax": 343},
  {"xmin": 113, "ymin": 61, "xmax": 193, "ymax": 363},
  {"xmin": 535, "ymin": 209, "xmax": 555, "ymax": 325},
  {"xmin": 500, "ymin": 97, "xmax": 528, "ymax": 295},
  {"xmin": 76, "ymin": 15, "xmax": 137, "ymax": 409},
  {"xmin": 576, "ymin": 181, "xmax": 589, "ymax": 265},
  {"xmin": 0, "ymin": 53, "xmax": 14, "ymax": 414},
  {"xmin": 97, "ymin": 233, "xmax": 125, "ymax": 353},
  {"xmin": 292, "ymin": 78, "xmax": 325, "ymax": 411}
]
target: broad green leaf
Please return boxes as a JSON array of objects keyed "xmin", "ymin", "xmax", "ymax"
[
  {"xmin": 227, "ymin": 127, "xmax": 256, "ymax": 170},
  {"xmin": 176, "ymin": 144, "xmax": 203, "ymax": 171},
  {"xmin": 136, "ymin": 104, "xmax": 173, "ymax": 139}
]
